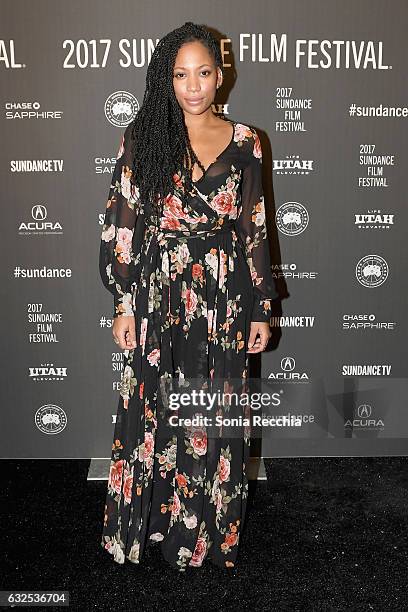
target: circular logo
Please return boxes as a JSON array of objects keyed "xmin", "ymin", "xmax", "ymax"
[
  {"xmin": 31, "ymin": 204, "xmax": 47, "ymax": 220},
  {"xmin": 104, "ymin": 91, "xmax": 140, "ymax": 127},
  {"xmin": 280, "ymin": 356, "xmax": 296, "ymax": 371},
  {"xmin": 357, "ymin": 403, "xmax": 372, "ymax": 418},
  {"xmin": 275, "ymin": 201, "xmax": 309, "ymax": 236},
  {"xmin": 34, "ymin": 404, "xmax": 67, "ymax": 435},
  {"xmin": 355, "ymin": 255, "xmax": 389, "ymax": 287}
]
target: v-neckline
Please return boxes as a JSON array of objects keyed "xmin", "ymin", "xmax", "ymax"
[{"xmin": 192, "ymin": 120, "xmax": 236, "ymax": 185}]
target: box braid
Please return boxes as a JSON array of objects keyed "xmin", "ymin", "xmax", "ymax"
[{"xmin": 129, "ymin": 21, "xmax": 224, "ymax": 220}]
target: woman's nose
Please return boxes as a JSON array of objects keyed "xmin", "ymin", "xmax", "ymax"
[{"xmin": 187, "ymin": 78, "xmax": 200, "ymax": 92}]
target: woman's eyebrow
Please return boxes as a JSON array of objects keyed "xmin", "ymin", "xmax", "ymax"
[{"xmin": 173, "ymin": 64, "xmax": 212, "ymax": 69}]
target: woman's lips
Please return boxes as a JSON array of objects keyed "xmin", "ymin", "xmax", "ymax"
[{"xmin": 185, "ymin": 98, "xmax": 204, "ymax": 105}]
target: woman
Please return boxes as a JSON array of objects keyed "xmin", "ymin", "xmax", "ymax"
[{"xmin": 99, "ymin": 21, "xmax": 279, "ymax": 571}]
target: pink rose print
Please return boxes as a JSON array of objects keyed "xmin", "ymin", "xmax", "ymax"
[
  {"xmin": 253, "ymin": 131, "xmax": 262, "ymax": 159},
  {"xmin": 147, "ymin": 348, "xmax": 160, "ymax": 367},
  {"xmin": 218, "ymin": 456, "xmax": 230, "ymax": 483},
  {"xmin": 108, "ymin": 459, "xmax": 124, "ymax": 494},
  {"xmin": 215, "ymin": 490, "xmax": 223, "ymax": 512},
  {"xmin": 218, "ymin": 250, "xmax": 227, "ymax": 289},
  {"xmin": 101, "ymin": 224, "xmax": 115, "ymax": 242},
  {"xmin": 140, "ymin": 318, "xmax": 148, "ymax": 356},
  {"xmin": 234, "ymin": 122, "xmax": 253, "ymax": 143},
  {"xmin": 252, "ymin": 270, "xmax": 264, "ymax": 286},
  {"xmin": 122, "ymin": 464, "xmax": 133, "ymax": 504},
  {"xmin": 212, "ymin": 479, "xmax": 224, "ymax": 512},
  {"xmin": 144, "ymin": 432, "xmax": 154, "ymax": 458},
  {"xmin": 173, "ymin": 243, "xmax": 191, "ymax": 274},
  {"xmin": 190, "ymin": 537, "xmax": 207, "ymax": 567},
  {"xmin": 184, "ymin": 288, "xmax": 198, "ymax": 316},
  {"xmin": 171, "ymin": 491, "xmax": 181, "ymax": 516},
  {"xmin": 212, "ymin": 190, "xmax": 235, "ymax": 216},
  {"xmin": 161, "ymin": 194, "xmax": 208, "ymax": 230},
  {"xmin": 207, "ymin": 308, "xmax": 217, "ymax": 336},
  {"xmin": 190, "ymin": 427, "xmax": 207, "ymax": 456},
  {"xmin": 115, "ymin": 227, "xmax": 133, "ymax": 264},
  {"xmin": 120, "ymin": 167, "xmax": 132, "ymax": 200},
  {"xmin": 161, "ymin": 216, "xmax": 182, "ymax": 231},
  {"xmin": 192, "ymin": 263, "xmax": 203, "ymax": 281},
  {"xmin": 142, "ymin": 432, "xmax": 155, "ymax": 470},
  {"xmin": 116, "ymin": 135, "xmax": 125, "ymax": 159}
]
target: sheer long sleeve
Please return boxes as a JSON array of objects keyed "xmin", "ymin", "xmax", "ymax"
[
  {"xmin": 99, "ymin": 123, "xmax": 142, "ymax": 318},
  {"xmin": 235, "ymin": 128, "xmax": 279, "ymax": 323}
]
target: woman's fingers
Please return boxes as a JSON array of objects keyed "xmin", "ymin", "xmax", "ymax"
[
  {"xmin": 113, "ymin": 315, "xmax": 136, "ymax": 350},
  {"xmin": 125, "ymin": 326, "xmax": 137, "ymax": 349},
  {"xmin": 247, "ymin": 323, "xmax": 271, "ymax": 353},
  {"xmin": 247, "ymin": 327, "xmax": 258, "ymax": 351}
]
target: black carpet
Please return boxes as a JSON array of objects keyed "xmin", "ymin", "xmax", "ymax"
[{"xmin": 2, "ymin": 457, "xmax": 408, "ymax": 611}]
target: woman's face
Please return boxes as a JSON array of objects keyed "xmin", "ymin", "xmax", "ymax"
[{"xmin": 172, "ymin": 40, "xmax": 222, "ymax": 117}]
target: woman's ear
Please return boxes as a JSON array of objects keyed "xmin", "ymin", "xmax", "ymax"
[{"xmin": 216, "ymin": 67, "xmax": 223, "ymax": 89}]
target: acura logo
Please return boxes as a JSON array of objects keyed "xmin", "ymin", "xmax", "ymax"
[
  {"xmin": 31, "ymin": 204, "xmax": 47, "ymax": 220},
  {"xmin": 280, "ymin": 357, "xmax": 296, "ymax": 372},
  {"xmin": 357, "ymin": 403, "xmax": 372, "ymax": 418}
]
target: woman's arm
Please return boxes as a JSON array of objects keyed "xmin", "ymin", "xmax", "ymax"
[
  {"xmin": 235, "ymin": 127, "xmax": 279, "ymax": 323},
  {"xmin": 99, "ymin": 123, "xmax": 141, "ymax": 318}
]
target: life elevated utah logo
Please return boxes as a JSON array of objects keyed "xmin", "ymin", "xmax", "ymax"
[
  {"xmin": 29, "ymin": 363, "xmax": 68, "ymax": 381},
  {"xmin": 273, "ymin": 155, "xmax": 315, "ymax": 175},
  {"xmin": 354, "ymin": 209, "xmax": 394, "ymax": 230},
  {"xmin": 19, "ymin": 205, "xmax": 63, "ymax": 235}
]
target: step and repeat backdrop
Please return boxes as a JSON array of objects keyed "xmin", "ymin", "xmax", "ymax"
[{"xmin": 2, "ymin": 0, "xmax": 407, "ymax": 458}]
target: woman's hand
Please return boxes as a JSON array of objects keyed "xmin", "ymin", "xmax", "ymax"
[
  {"xmin": 246, "ymin": 321, "xmax": 271, "ymax": 353},
  {"xmin": 112, "ymin": 315, "xmax": 137, "ymax": 351}
]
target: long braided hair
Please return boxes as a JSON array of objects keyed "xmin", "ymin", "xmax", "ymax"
[{"xmin": 129, "ymin": 22, "xmax": 224, "ymax": 219}]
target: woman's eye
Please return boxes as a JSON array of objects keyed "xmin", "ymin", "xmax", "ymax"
[{"xmin": 174, "ymin": 71, "xmax": 211, "ymax": 78}]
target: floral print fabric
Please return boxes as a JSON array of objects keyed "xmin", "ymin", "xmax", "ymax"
[{"xmin": 99, "ymin": 119, "xmax": 278, "ymax": 570}]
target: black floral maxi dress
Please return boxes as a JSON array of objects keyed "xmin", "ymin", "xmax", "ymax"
[{"xmin": 99, "ymin": 119, "xmax": 279, "ymax": 571}]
